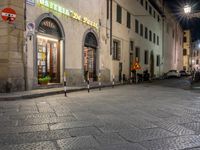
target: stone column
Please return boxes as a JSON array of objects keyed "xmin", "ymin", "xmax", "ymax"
[{"xmin": 0, "ymin": 0, "xmax": 25, "ymax": 92}]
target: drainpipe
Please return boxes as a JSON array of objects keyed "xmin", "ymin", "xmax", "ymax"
[
  {"xmin": 110, "ymin": 0, "xmax": 113, "ymax": 56},
  {"xmin": 22, "ymin": 0, "xmax": 28, "ymax": 91},
  {"xmin": 162, "ymin": 0, "xmax": 165, "ymax": 72}
]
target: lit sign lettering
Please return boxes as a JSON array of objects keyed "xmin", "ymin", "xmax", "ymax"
[{"xmin": 37, "ymin": 0, "xmax": 99, "ymax": 30}]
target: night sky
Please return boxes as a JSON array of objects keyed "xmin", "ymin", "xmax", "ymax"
[{"xmin": 165, "ymin": 0, "xmax": 200, "ymax": 41}]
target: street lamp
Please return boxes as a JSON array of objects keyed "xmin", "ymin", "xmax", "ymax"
[
  {"xmin": 184, "ymin": 5, "xmax": 191, "ymax": 14},
  {"xmin": 183, "ymin": 4, "xmax": 200, "ymax": 18}
]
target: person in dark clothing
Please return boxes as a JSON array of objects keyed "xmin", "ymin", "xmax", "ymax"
[{"xmin": 143, "ymin": 70, "xmax": 150, "ymax": 81}]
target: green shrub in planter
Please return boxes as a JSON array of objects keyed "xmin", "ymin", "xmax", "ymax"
[{"xmin": 38, "ymin": 76, "xmax": 51, "ymax": 85}]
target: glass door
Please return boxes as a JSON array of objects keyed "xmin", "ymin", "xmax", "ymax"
[
  {"xmin": 47, "ymin": 41, "xmax": 60, "ymax": 83},
  {"xmin": 37, "ymin": 36, "xmax": 60, "ymax": 84},
  {"xmin": 37, "ymin": 37, "xmax": 47, "ymax": 80},
  {"xmin": 83, "ymin": 47, "xmax": 97, "ymax": 81}
]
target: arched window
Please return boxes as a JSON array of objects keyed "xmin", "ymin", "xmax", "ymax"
[
  {"xmin": 38, "ymin": 18, "xmax": 62, "ymax": 38},
  {"xmin": 84, "ymin": 32, "xmax": 98, "ymax": 48}
]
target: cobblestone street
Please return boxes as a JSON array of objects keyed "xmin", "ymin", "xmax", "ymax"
[{"xmin": 1, "ymin": 85, "xmax": 200, "ymax": 150}]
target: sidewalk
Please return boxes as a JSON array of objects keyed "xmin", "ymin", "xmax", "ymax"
[{"xmin": 0, "ymin": 82, "xmax": 123, "ymax": 101}]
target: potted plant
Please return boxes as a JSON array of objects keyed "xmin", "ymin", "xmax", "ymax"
[{"xmin": 38, "ymin": 76, "xmax": 51, "ymax": 85}]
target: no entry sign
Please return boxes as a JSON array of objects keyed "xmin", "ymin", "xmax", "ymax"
[{"xmin": 1, "ymin": 8, "xmax": 16, "ymax": 23}]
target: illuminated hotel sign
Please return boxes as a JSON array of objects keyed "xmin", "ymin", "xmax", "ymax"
[{"xmin": 37, "ymin": 0, "xmax": 99, "ymax": 30}]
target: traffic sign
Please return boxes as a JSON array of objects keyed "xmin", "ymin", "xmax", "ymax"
[
  {"xmin": 1, "ymin": 8, "xmax": 16, "ymax": 23},
  {"xmin": 132, "ymin": 61, "xmax": 141, "ymax": 70}
]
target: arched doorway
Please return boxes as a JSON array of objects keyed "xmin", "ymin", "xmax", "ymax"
[
  {"xmin": 36, "ymin": 16, "xmax": 64, "ymax": 84},
  {"xmin": 150, "ymin": 51, "xmax": 154, "ymax": 78},
  {"xmin": 83, "ymin": 32, "xmax": 98, "ymax": 81}
]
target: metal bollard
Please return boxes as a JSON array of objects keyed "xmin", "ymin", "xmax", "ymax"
[
  {"xmin": 99, "ymin": 81, "xmax": 102, "ymax": 91},
  {"xmin": 87, "ymin": 80, "xmax": 90, "ymax": 93},
  {"xmin": 130, "ymin": 72, "xmax": 133, "ymax": 84},
  {"xmin": 64, "ymin": 81, "xmax": 67, "ymax": 97},
  {"xmin": 112, "ymin": 76, "xmax": 115, "ymax": 88},
  {"xmin": 99, "ymin": 73, "xmax": 101, "ymax": 91},
  {"xmin": 64, "ymin": 72, "xmax": 67, "ymax": 97}
]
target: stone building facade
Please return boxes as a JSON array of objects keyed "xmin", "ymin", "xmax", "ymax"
[
  {"xmin": 183, "ymin": 30, "xmax": 192, "ymax": 71},
  {"xmin": 0, "ymin": 0, "xmax": 184, "ymax": 92},
  {"xmin": 191, "ymin": 40, "xmax": 200, "ymax": 71},
  {"xmin": 0, "ymin": 0, "xmax": 25, "ymax": 92}
]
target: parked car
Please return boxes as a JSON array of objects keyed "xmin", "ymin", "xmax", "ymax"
[{"xmin": 166, "ymin": 70, "xmax": 180, "ymax": 78}]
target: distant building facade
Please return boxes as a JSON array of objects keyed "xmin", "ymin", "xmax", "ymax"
[
  {"xmin": 183, "ymin": 30, "xmax": 192, "ymax": 71},
  {"xmin": 191, "ymin": 40, "xmax": 200, "ymax": 70},
  {"xmin": 152, "ymin": 0, "xmax": 183, "ymax": 73}
]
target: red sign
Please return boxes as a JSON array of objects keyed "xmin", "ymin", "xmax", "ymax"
[
  {"xmin": 132, "ymin": 61, "xmax": 141, "ymax": 70},
  {"xmin": 1, "ymin": 8, "xmax": 16, "ymax": 23}
]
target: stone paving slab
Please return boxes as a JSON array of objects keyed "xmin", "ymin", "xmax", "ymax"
[
  {"xmin": 0, "ymin": 141, "xmax": 57, "ymax": 150},
  {"xmin": 128, "ymin": 116, "xmax": 158, "ymax": 129},
  {"xmin": 119, "ymin": 128, "xmax": 176, "ymax": 142},
  {"xmin": 162, "ymin": 116, "xmax": 196, "ymax": 124},
  {"xmin": 186, "ymin": 148, "xmax": 200, "ymax": 150},
  {"xmin": 50, "ymin": 121, "xmax": 94, "ymax": 130},
  {"xmin": 153, "ymin": 121, "xmax": 195, "ymax": 135},
  {"xmin": 9, "ymin": 112, "xmax": 57, "ymax": 120},
  {"xmin": 0, "ymin": 120, "xmax": 17, "ymax": 127},
  {"xmin": 68, "ymin": 126, "xmax": 102, "ymax": 137},
  {"xmin": 94, "ymin": 132, "xmax": 128, "ymax": 146},
  {"xmin": 181, "ymin": 122, "xmax": 200, "ymax": 134},
  {"xmin": 0, "ymin": 130, "xmax": 71, "ymax": 144},
  {"xmin": 139, "ymin": 135, "xmax": 200, "ymax": 150},
  {"xmin": 19, "ymin": 116, "xmax": 77, "ymax": 126},
  {"xmin": 57, "ymin": 135, "xmax": 99, "ymax": 150},
  {"xmin": 0, "ymin": 129, "xmax": 70, "ymax": 145},
  {"xmin": 0, "ymin": 124, "xmax": 49, "ymax": 134},
  {"xmin": 96, "ymin": 143, "xmax": 147, "ymax": 150}
]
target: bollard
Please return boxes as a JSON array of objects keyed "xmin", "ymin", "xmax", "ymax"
[
  {"xmin": 64, "ymin": 81, "xmax": 67, "ymax": 97},
  {"xmin": 64, "ymin": 72, "xmax": 67, "ymax": 97},
  {"xmin": 87, "ymin": 80, "xmax": 90, "ymax": 93},
  {"xmin": 135, "ymin": 70, "xmax": 138, "ymax": 84},
  {"xmin": 112, "ymin": 75, "xmax": 115, "ymax": 88},
  {"xmin": 99, "ymin": 81, "xmax": 102, "ymax": 91},
  {"xmin": 99, "ymin": 73, "xmax": 101, "ymax": 91}
]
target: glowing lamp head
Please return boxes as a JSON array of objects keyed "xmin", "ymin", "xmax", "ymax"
[{"xmin": 184, "ymin": 5, "xmax": 191, "ymax": 14}]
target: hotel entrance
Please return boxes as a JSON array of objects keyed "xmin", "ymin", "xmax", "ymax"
[{"xmin": 37, "ymin": 17, "xmax": 63, "ymax": 84}]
